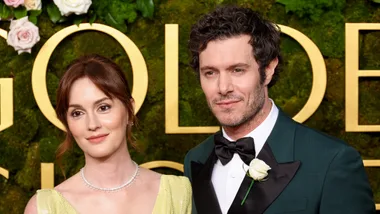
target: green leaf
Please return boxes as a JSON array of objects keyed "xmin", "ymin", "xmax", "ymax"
[
  {"xmin": 29, "ymin": 15, "xmax": 37, "ymax": 25},
  {"xmin": 73, "ymin": 16, "xmax": 84, "ymax": 26},
  {"xmin": 0, "ymin": 4, "xmax": 4, "ymax": 19},
  {"xmin": 47, "ymin": 3, "xmax": 62, "ymax": 23},
  {"xmin": 136, "ymin": 0, "xmax": 154, "ymax": 19},
  {"xmin": 89, "ymin": 13, "xmax": 97, "ymax": 24},
  {"xmin": 57, "ymin": 16, "xmax": 68, "ymax": 23},
  {"xmin": 1, "ymin": 4, "xmax": 13, "ymax": 20},
  {"xmin": 373, "ymin": 0, "xmax": 380, "ymax": 3},
  {"xmin": 29, "ymin": 10, "xmax": 42, "ymax": 17},
  {"xmin": 275, "ymin": 0, "xmax": 345, "ymax": 22},
  {"xmin": 14, "ymin": 7, "xmax": 27, "ymax": 19},
  {"xmin": 105, "ymin": 12, "xmax": 127, "ymax": 33}
]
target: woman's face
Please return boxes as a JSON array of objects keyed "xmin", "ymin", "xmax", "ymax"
[{"xmin": 66, "ymin": 77, "xmax": 132, "ymax": 158}]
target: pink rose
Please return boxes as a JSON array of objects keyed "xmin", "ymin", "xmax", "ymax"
[
  {"xmin": 4, "ymin": 0, "xmax": 24, "ymax": 8},
  {"xmin": 7, "ymin": 17, "xmax": 40, "ymax": 54}
]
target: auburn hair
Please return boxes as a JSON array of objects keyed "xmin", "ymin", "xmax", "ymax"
[{"xmin": 55, "ymin": 54, "xmax": 137, "ymax": 172}]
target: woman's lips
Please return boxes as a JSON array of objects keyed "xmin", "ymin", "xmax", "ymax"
[{"xmin": 86, "ymin": 134, "xmax": 109, "ymax": 143}]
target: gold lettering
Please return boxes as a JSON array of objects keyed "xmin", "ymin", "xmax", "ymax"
[
  {"xmin": 278, "ymin": 25, "xmax": 327, "ymax": 123},
  {"xmin": 41, "ymin": 163, "xmax": 54, "ymax": 189},
  {"xmin": 165, "ymin": 24, "xmax": 219, "ymax": 134},
  {"xmin": 363, "ymin": 160, "xmax": 380, "ymax": 167},
  {"xmin": 345, "ymin": 23, "xmax": 380, "ymax": 132},
  {"xmin": 0, "ymin": 28, "xmax": 6, "ymax": 38},
  {"xmin": 0, "ymin": 78, "xmax": 13, "ymax": 132},
  {"xmin": 0, "ymin": 78, "xmax": 12, "ymax": 176},
  {"xmin": 0, "ymin": 30, "xmax": 14, "ymax": 132},
  {"xmin": 0, "ymin": 29, "xmax": 12, "ymax": 180},
  {"xmin": 140, "ymin": 160, "xmax": 183, "ymax": 172},
  {"xmin": 0, "ymin": 167, "xmax": 9, "ymax": 179},
  {"xmin": 32, "ymin": 23, "xmax": 148, "ymax": 131}
]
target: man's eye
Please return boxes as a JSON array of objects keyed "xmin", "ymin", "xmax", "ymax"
[
  {"xmin": 234, "ymin": 68, "xmax": 244, "ymax": 73},
  {"xmin": 205, "ymin": 71, "xmax": 215, "ymax": 76}
]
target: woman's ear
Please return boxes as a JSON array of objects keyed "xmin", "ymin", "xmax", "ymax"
[{"xmin": 130, "ymin": 98, "xmax": 135, "ymax": 112}]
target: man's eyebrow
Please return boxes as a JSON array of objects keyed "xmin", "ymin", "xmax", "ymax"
[
  {"xmin": 200, "ymin": 66, "xmax": 218, "ymax": 71},
  {"xmin": 226, "ymin": 63, "xmax": 249, "ymax": 70}
]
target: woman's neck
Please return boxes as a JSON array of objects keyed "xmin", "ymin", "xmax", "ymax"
[{"xmin": 82, "ymin": 144, "xmax": 137, "ymax": 189}]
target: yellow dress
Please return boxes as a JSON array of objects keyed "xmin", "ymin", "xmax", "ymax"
[{"xmin": 36, "ymin": 175, "xmax": 192, "ymax": 214}]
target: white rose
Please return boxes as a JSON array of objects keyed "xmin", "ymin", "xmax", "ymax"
[
  {"xmin": 53, "ymin": 0, "xmax": 92, "ymax": 16},
  {"xmin": 248, "ymin": 158, "xmax": 271, "ymax": 181},
  {"xmin": 24, "ymin": 0, "xmax": 42, "ymax": 11},
  {"xmin": 7, "ymin": 17, "xmax": 40, "ymax": 54}
]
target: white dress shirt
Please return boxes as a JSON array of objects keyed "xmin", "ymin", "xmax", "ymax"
[{"xmin": 211, "ymin": 100, "xmax": 279, "ymax": 214}]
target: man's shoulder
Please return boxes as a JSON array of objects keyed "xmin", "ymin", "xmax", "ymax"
[
  {"xmin": 294, "ymin": 122, "xmax": 354, "ymax": 154},
  {"xmin": 185, "ymin": 134, "xmax": 215, "ymax": 162},
  {"xmin": 277, "ymin": 109, "xmax": 351, "ymax": 152}
]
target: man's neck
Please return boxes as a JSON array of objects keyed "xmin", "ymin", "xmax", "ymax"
[{"xmin": 223, "ymin": 98, "xmax": 273, "ymax": 141}]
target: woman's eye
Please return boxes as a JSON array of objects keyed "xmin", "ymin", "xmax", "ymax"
[
  {"xmin": 99, "ymin": 105, "xmax": 111, "ymax": 112},
  {"xmin": 71, "ymin": 111, "xmax": 83, "ymax": 117}
]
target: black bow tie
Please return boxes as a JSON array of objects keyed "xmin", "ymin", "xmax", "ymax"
[{"xmin": 214, "ymin": 132, "xmax": 256, "ymax": 166}]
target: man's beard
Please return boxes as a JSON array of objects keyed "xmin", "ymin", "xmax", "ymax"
[{"xmin": 211, "ymin": 84, "xmax": 266, "ymax": 128}]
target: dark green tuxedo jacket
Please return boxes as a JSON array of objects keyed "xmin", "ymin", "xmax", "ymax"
[{"xmin": 184, "ymin": 110, "xmax": 375, "ymax": 214}]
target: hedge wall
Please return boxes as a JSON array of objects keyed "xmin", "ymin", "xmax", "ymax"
[{"xmin": 0, "ymin": 0, "xmax": 380, "ymax": 213}]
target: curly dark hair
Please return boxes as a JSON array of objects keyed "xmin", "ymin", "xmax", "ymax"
[{"xmin": 188, "ymin": 5, "xmax": 282, "ymax": 87}]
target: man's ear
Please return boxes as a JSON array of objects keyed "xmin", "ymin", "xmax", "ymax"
[{"xmin": 264, "ymin": 58, "xmax": 279, "ymax": 86}]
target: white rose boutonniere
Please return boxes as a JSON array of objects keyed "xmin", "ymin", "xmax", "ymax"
[
  {"xmin": 249, "ymin": 158, "xmax": 271, "ymax": 180},
  {"xmin": 241, "ymin": 158, "xmax": 271, "ymax": 205},
  {"xmin": 53, "ymin": 0, "xmax": 92, "ymax": 16}
]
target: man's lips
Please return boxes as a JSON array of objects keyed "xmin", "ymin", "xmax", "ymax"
[
  {"xmin": 215, "ymin": 100, "xmax": 240, "ymax": 106},
  {"xmin": 86, "ymin": 134, "xmax": 109, "ymax": 143}
]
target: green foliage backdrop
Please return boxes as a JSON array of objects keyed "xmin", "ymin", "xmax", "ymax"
[{"xmin": 0, "ymin": 0, "xmax": 380, "ymax": 213}]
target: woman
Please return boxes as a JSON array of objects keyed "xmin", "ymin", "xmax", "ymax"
[{"xmin": 24, "ymin": 55, "xmax": 192, "ymax": 214}]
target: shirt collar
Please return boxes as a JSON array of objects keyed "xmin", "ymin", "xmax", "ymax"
[{"xmin": 222, "ymin": 99, "xmax": 279, "ymax": 156}]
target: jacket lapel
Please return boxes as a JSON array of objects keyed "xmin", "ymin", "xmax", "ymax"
[
  {"xmin": 190, "ymin": 133, "xmax": 223, "ymax": 214},
  {"xmin": 228, "ymin": 144, "xmax": 300, "ymax": 214},
  {"xmin": 228, "ymin": 110, "xmax": 301, "ymax": 214},
  {"xmin": 191, "ymin": 151, "xmax": 222, "ymax": 214}
]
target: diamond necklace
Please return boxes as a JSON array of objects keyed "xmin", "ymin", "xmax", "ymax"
[{"xmin": 80, "ymin": 161, "xmax": 139, "ymax": 192}]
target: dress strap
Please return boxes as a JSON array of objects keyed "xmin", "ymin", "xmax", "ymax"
[
  {"xmin": 36, "ymin": 189, "xmax": 55, "ymax": 213},
  {"xmin": 36, "ymin": 189, "xmax": 78, "ymax": 214}
]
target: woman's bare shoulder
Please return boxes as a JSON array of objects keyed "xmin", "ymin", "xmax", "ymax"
[
  {"xmin": 24, "ymin": 194, "xmax": 37, "ymax": 214},
  {"xmin": 24, "ymin": 173, "xmax": 80, "ymax": 214},
  {"xmin": 138, "ymin": 167, "xmax": 161, "ymax": 187},
  {"xmin": 54, "ymin": 172, "xmax": 81, "ymax": 193}
]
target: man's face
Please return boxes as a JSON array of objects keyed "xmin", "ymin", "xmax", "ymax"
[{"xmin": 199, "ymin": 35, "xmax": 272, "ymax": 127}]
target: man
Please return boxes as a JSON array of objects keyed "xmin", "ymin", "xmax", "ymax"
[{"xmin": 184, "ymin": 5, "xmax": 375, "ymax": 214}]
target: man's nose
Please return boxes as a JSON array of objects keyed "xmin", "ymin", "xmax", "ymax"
[{"xmin": 218, "ymin": 72, "xmax": 234, "ymax": 95}]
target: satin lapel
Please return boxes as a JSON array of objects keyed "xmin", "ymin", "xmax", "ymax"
[
  {"xmin": 228, "ymin": 143, "xmax": 300, "ymax": 214},
  {"xmin": 191, "ymin": 151, "xmax": 222, "ymax": 214}
]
